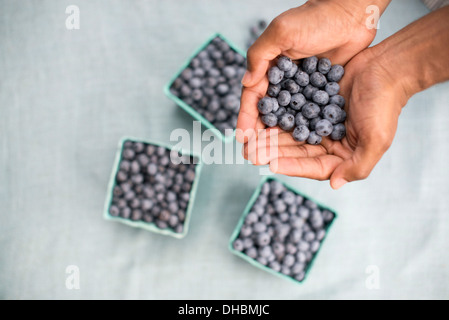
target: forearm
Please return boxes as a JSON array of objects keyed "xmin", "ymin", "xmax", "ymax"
[{"xmin": 371, "ymin": 6, "xmax": 449, "ymax": 99}]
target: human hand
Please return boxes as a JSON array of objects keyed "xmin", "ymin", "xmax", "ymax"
[
  {"xmin": 244, "ymin": 5, "xmax": 449, "ymax": 189},
  {"xmin": 244, "ymin": 49, "xmax": 406, "ymax": 189},
  {"xmin": 237, "ymin": 0, "xmax": 391, "ymax": 142}
]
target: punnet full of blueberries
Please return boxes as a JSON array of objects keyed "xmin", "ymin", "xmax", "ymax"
[
  {"xmin": 170, "ymin": 36, "xmax": 246, "ymax": 135},
  {"xmin": 108, "ymin": 140, "xmax": 199, "ymax": 235},
  {"xmin": 231, "ymin": 179, "xmax": 335, "ymax": 283},
  {"xmin": 258, "ymin": 55, "xmax": 347, "ymax": 144}
]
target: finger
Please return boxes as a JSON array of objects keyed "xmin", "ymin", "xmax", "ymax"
[
  {"xmin": 329, "ymin": 143, "xmax": 385, "ymax": 189},
  {"xmin": 236, "ymin": 79, "xmax": 269, "ymax": 143},
  {"xmin": 249, "ymin": 144, "xmax": 327, "ymax": 166},
  {"xmin": 270, "ymin": 155, "xmax": 343, "ymax": 180},
  {"xmin": 242, "ymin": 27, "xmax": 283, "ymax": 87}
]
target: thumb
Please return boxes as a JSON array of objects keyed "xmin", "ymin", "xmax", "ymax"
[
  {"xmin": 242, "ymin": 28, "xmax": 283, "ymax": 87},
  {"xmin": 329, "ymin": 144, "xmax": 383, "ymax": 189}
]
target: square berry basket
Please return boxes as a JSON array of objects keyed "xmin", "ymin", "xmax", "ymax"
[
  {"xmin": 164, "ymin": 33, "xmax": 247, "ymax": 143},
  {"xmin": 228, "ymin": 176, "xmax": 337, "ymax": 285},
  {"xmin": 103, "ymin": 137, "xmax": 203, "ymax": 239}
]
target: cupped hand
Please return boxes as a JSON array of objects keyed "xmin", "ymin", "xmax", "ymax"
[
  {"xmin": 236, "ymin": 0, "xmax": 382, "ymax": 142},
  {"xmin": 244, "ymin": 49, "xmax": 408, "ymax": 189}
]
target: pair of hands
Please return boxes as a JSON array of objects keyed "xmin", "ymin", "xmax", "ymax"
[{"xmin": 237, "ymin": 0, "xmax": 406, "ymax": 189}]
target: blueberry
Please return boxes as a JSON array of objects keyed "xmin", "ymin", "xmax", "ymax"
[
  {"xmin": 327, "ymin": 65, "xmax": 345, "ymax": 82},
  {"xmin": 315, "ymin": 119, "xmax": 333, "ymax": 137},
  {"xmin": 290, "ymin": 93, "xmax": 306, "ymax": 110},
  {"xmin": 156, "ymin": 220, "xmax": 168, "ymax": 229},
  {"xmin": 283, "ymin": 254, "xmax": 295, "ymax": 267},
  {"xmin": 121, "ymin": 207, "xmax": 131, "ymax": 219},
  {"xmin": 295, "ymin": 113, "xmax": 309, "ymax": 127},
  {"xmin": 317, "ymin": 58, "xmax": 331, "ymax": 74},
  {"xmin": 233, "ymin": 239, "xmax": 244, "ymax": 251},
  {"xmin": 270, "ymin": 180, "xmax": 284, "ymax": 195},
  {"xmin": 302, "ymin": 56, "xmax": 318, "ymax": 74},
  {"xmin": 310, "ymin": 72, "xmax": 327, "ymax": 88},
  {"xmin": 258, "ymin": 97, "xmax": 274, "ymax": 115},
  {"xmin": 129, "ymin": 198, "xmax": 141, "ymax": 209},
  {"xmin": 175, "ymin": 224, "xmax": 184, "ymax": 234},
  {"xmin": 181, "ymin": 68, "xmax": 193, "ymax": 81},
  {"xmin": 246, "ymin": 212, "xmax": 258, "ymax": 224},
  {"xmin": 243, "ymin": 237, "xmax": 254, "ymax": 249},
  {"xmin": 277, "ymin": 56, "xmax": 293, "ymax": 72},
  {"xmin": 325, "ymin": 82, "xmax": 340, "ymax": 96},
  {"xmin": 289, "ymin": 229, "xmax": 303, "ymax": 243},
  {"xmin": 283, "ymin": 79, "xmax": 300, "ymax": 94},
  {"xmin": 301, "ymin": 102, "xmax": 320, "ymax": 119},
  {"xmin": 141, "ymin": 199, "xmax": 154, "ymax": 211},
  {"xmin": 277, "ymin": 90, "xmax": 291, "ymax": 107},
  {"xmin": 257, "ymin": 256, "xmax": 268, "ymax": 265},
  {"xmin": 143, "ymin": 213, "xmax": 153, "ymax": 223},
  {"xmin": 278, "ymin": 113, "xmax": 295, "ymax": 131},
  {"xmin": 259, "ymin": 246, "xmax": 273, "ymax": 258},
  {"xmin": 281, "ymin": 191, "xmax": 295, "ymax": 205},
  {"xmin": 286, "ymin": 243, "xmax": 298, "ymax": 255},
  {"xmin": 281, "ymin": 266, "xmax": 292, "ymax": 276},
  {"xmin": 309, "ymin": 117, "xmax": 322, "ymax": 131},
  {"xmin": 117, "ymin": 199, "xmax": 127, "ymax": 209},
  {"xmin": 261, "ymin": 182, "xmax": 270, "ymax": 195},
  {"xmin": 312, "ymin": 90, "xmax": 329, "ymax": 106},
  {"xmin": 291, "ymin": 262, "xmax": 306, "ymax": 275},
  {"xmin": 292, "ymin": 125, "xmax": 310, "ymax": 142},
  {"xmin": 158, "ymin": 209, "xmax": 171, "ymax": 222},
  {"xmin": 223, "ymin": 66, "xmax": 237, "ymax": 79},
  {"xmin": 274, "ymin": 224, "xmax": 290, "ymax": 241},
  {"xmin": 131, "ymin": 174, "xmax": 144, "ymax": 184},
  {"xmin": 261, "ymin": 214, "xmax": 272, "ymax": 225},
  {"xmin": 271, "ymin": 98, "xmax": 280, "ymax": 112},
  {"xmin": 316, "ymin": 229, "xmax": 326, "ymax": 241},
  {"xmin": 307, "ymin": 131, "xmax": 322, "ymax": 145},
  {"xmin": 304, "ymin": 231, "xmax": 315, "ymax": 242},
  {"xmin": 279, "ymin": 212, "xmax": 289, "ymax": 222},
  {"xmin": 177, "ymin": 210, "xmax": 186, "ymax": 222},
  {"xmin": 260, "ymin": 113, "xmax": 277, "ymax": 128},
  {"xmin": 109, "ymin": 205, "xmax": 120, "ymax": 216},
  {"xmin": 296, "ymin": 251, "xmax": 307, "ymax": 263},
  {"xmin": 273, "ymin": 199, "xmax": 287, "ymax": 214},
  {"xmin": 302, "ymin": 84, "xmax": 318, "ymax": 100},
  {"xmin": 322, "ymin": 104, "xmax": 343, "ymax": 124},
  {"xmin": 274, "ymin": 106, "xmax": 287, "ymax": 117},
  {"xmin": 119, "ymin": 160, "xmax": 131, "ymax": 172},
  {"xmin": 179, "ymin": 85, "xmax": 192, "ymax": 98},
  {"xmin": 268, "ymin": 66, "xmax": 284, "ymax": 85},
  {"xmin": 329, "ymin": 94, "xmax": 345, "ymax": 108},
  {"xmin": 267, "ymin": 84, "xmax": 281, "ymax": 97},
  {"xmin": 132, "ymin": 209, "xmax": 143, "ymax": 221},
  {"xmin": 124, "ymin": 190, "xmax": 135, "ymax": 201},
  {"xmin": 272, "ymin": 242, "xmax": 285, "ymax": 256},
  {"xmin": 294, "ymin": 70, "xmax": 310, "ymax": 87},
  {"xmin": 310, "ymin": 212, "xmax": 324, "ymax": 229},
  {"xmin": 322, "ymin": 210, "xmax": 335, "ymax": 223},
  {"xmin": 216, "ymin": 83, "xmax": 229, "ymax": 95},
  {"xmin": 122, "ymin": 148, "xmax": 135, "ymax": 160},
  {"xmin": 294, "ymin": 272, "xmax": 306, "ymax": 282},
  {"xmin": 113, "ymin": 186, "xmax": 123, "ymax": 197},
  {"xmin": 284, "ymin": 62, "xmax": 298, "ymax": 78},
  {"xmin": 269, "ymin": 261, "xmax": 281, "ymax": 272},
  {"xmin": 286, "ymin": 107, "xmax": 297, "ymax": 116},
  {"xmin": 240, "ymin": 224, "xmax": 253, "ymax": 238},
  {"xmin": 254, "ymin": 222, "xmax": 267, "ymax": 233},
  {"xmin": 310, "ymin": 240, "xmax": 320, "ymax": 253},
  {"xmin": 290, "ymin": 216, "xmax": 305, "ymax": 229},
  {"xmin": 295, "ymin": 195, "xmax": 304, "ymax": 206},
  {"xmin": 339, "ymin": 109, "xmax": 347, "ymax": 122},
  {"xmin": 245, "ymin": 247, "xmax": 258, "ymax": 259},
  {"xmin": 297, "ymin": 241, "xmax": 310, "ymax": 252},
  {"xmin": 216, "ymin": 110, "xmax": 228, "ymax": 122}
]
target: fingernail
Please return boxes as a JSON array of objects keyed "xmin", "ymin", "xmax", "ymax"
[
  {"xmin": 241, "ymin": 71, "xmax": 251, "ymax": 86},
  {"xmin": 333, "ymin": 178, "xmax": 348, "ymax": 190}
]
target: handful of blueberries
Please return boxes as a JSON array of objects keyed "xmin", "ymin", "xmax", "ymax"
[
  {"xmin": 258, "ymin": 56, "xmax": 347, "ymax": 145},
  {"xmin": 232, "ymin": 179, "xmax": 335, "ymax": 282},
  {"xmin": 170, "ymin": 36, "xmax": 246, "ymax": 135},
  {"xmin": 108, "ymin": 140, "xmax": 199, "ymax": 235}
]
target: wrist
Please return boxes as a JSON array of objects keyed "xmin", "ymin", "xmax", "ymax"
[{"xmin": 369, "ymin": 6, "xmax": 449, "ymax": 100}]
